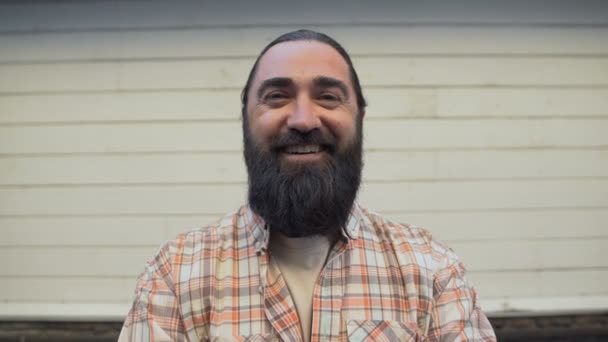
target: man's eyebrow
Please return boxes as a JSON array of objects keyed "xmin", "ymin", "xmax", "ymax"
[
  {"xmin": 256, "ymin": 77, "xmax": 294, "ymax": 100},
  {"xmin": 313, "ymin": 76, "xmax": 349, "ymax": 99}
]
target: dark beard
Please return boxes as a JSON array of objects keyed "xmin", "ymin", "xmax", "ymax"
[{"xmin": 243, "ymin": 117, "xmax": 363, "ymax": 239}]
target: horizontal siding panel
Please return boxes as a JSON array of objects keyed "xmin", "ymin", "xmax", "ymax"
[
  {"xmin": 1, "ymin": 62, "xmax": 123, "ymax": 93},
  {"xmin": 0, "ymin": 303, "xmax": 129, "ymax": 320},
  {"xmin": 0, "ymin": 153, "xmax": 248, "ymax": 185},
  {"xmin": 0, "ymin": 179, "xmax": 605, "ymax": 215},
  {"xmin": 470, "ymin": 269, "xmax": 608, "ymax": 298},
  {"xmin": 357, "ymin": 58, "xmax": 608, "ymax": 87},
  {"xmin": 1, "ymin": 119, "xmax": 606, "ymax": 154},
  {"xmin": 0, "ymin": 122, "xmax": 244, "ymax": 154},
  {"xmin": 360, "ymin": 179, "xmax": 607, "ymax": 212},
  {"xmin": 365, "ymin": 150, "xmax": 608, "ymax": 180},
  {"xmin": 0, "ymin": 90, "xmax": 242, "ymax": 123},
  {"xmin": 0, "ymin": 276, "xmax": 134, "ymax": 303},
  {"xmin": 452, "ymin": 239, "xmax": 608, "ymax": 271},
  {"xmin": 2, "ymin": 58, "xmax": 608, "ymax": 93},
  {"xmin": 482, "ymin": 295, "xmax": 608, "ymax": 314},
  {"xmin": 0, "ymin": 216, "xmax": 217, "ymax": 247},
  {"xmin": 0, "ymin": 184, "xmax": 248, "ymax": 216},
  {"xmin": 0, "ymin": 247, "xmax": 156, "ymax": 277},
  {"xmin": 2, "ymin": 209, "xmax": 606, "ymax": 247},
  {"xmin": 2, "ymin": 0, "xmax": 608, "ymax": 32},
  {"xmin": 388, "ymin": 208, "xmax": 608, "ymax": 241},
  {"xmin": 366, "ymin": 119, "xmax": 608, "ymax": 150},
  {"xmin": 2, "ymin": 27, "xmax": 608, "ymax": 62},
  {"xmin": 2, "ymin": 150, "xmax": 607, "ymax": 185},
  {"xmin": 1, "ymin": 238, "xmax": 604, "ymax": 276},
  {"xmin": 436, "ymin": 88, "xmax": 608, "ymax": 118},
  {"xmin": 0, "ymin": 60, "xmax": 253, "ymax": 93},
  {"xmin": 2, "ymin": 87, "xmax": 608, "ymax": 124}
]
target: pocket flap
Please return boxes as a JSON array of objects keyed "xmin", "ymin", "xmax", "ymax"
[{"xmin": 346, "ymin": 320, "xmax": 422, "ymax": 342}]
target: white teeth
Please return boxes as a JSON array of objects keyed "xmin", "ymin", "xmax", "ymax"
[{"xmin": 285, "ymin": 144, "xmax": 321, "ymax": 154}]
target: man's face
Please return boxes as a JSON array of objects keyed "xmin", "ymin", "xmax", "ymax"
[
  {"xmin": 245, "ymin": 40, "xmax": 361, "ymax": 167},
  {"xmin": 243, "ymin": 40, "xmax": 364, "ymax": 239}
]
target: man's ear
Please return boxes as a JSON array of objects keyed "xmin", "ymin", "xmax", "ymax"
[{"xmin": 360, "ymin": 110, "xmax": 366, "ymax": 119}]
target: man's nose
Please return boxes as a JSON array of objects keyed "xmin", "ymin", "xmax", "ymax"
[{"xmin": 286, "ymin": 96, "xmax": 321, "ymax": 133}]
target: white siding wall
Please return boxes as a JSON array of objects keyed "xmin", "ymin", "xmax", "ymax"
[{"xmin": 1, "ymin": 0, "xmax": 607, "ymax": 320}]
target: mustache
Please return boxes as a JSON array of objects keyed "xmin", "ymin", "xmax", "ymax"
[{"xmin": 270, "ymin": 129, "xmax": 337, "ymax": 152}]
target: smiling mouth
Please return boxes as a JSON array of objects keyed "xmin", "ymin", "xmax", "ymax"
[{"xmin": 283, "ymin": 144, "xmax": 324, "ymax": 154}]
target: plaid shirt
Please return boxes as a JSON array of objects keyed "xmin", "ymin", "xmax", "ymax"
[{"xmin": 119, "ymin": 204, "xmax": 496, "ymax": 341}]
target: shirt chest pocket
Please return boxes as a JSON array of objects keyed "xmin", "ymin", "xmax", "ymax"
[{"xmin": 346, "ymin": 320, "xmax": 424, "ymax": 342}]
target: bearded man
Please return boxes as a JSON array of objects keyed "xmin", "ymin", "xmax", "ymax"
[{"xmin": 119, "ymin": 30, "xmax": 496, "ymax": 341}]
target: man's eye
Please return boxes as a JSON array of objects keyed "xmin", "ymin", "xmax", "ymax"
[
  {"xmin": 319, "ymin": 93, "xmax": 340, "ymax": 101},
  {"xmin": 262, "ymin": 92, "xmax": 290, "ymax": 107},
  {"xmin": 317, "ymin": 93, "xmax": 342, "ymax": 109},
  {"xmin": 265, "ymin": 92, "xmax": 288, "ymax": 100}
]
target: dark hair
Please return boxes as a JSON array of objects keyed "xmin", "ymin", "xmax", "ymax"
[{"xmin": 240, "ymin": 29, "xmax": 367, "ymax": 116}]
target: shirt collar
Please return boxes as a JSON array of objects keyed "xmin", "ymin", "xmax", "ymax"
[{"xmin": 243, "ymin": 203, "xmax": 364, "ymax": 250}]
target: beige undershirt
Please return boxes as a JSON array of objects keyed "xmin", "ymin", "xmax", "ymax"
[{"xmin": 269, "ymin": 231, "xmax": 332, "ymax": 342}]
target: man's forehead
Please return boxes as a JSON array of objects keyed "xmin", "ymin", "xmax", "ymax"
[{"xmin": 253, "ymin": 40, "xmax": 352, "ymax": 87}]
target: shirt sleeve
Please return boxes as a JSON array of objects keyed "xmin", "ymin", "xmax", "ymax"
[
  {"xmin": 118, "ymin": 242, "xmax": 187, "ymax": 342},
  {"xmin": 427, "ymin": 257, "xmax": 497, "ymax": 342}
]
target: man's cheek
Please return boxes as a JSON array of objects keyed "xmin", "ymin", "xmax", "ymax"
[{"xmin": 249, "ymin": 123, "xmax": 276, "ymax": 146}]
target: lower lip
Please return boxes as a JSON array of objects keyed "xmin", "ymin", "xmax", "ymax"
[{"xmin": 282, "ymin": 151, "xmax": 326, "ymax": 162}]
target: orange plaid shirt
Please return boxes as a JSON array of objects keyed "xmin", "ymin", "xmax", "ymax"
[{"xmin": 119, "ymin": 204, "xmax": 496, "ymax": 341}]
